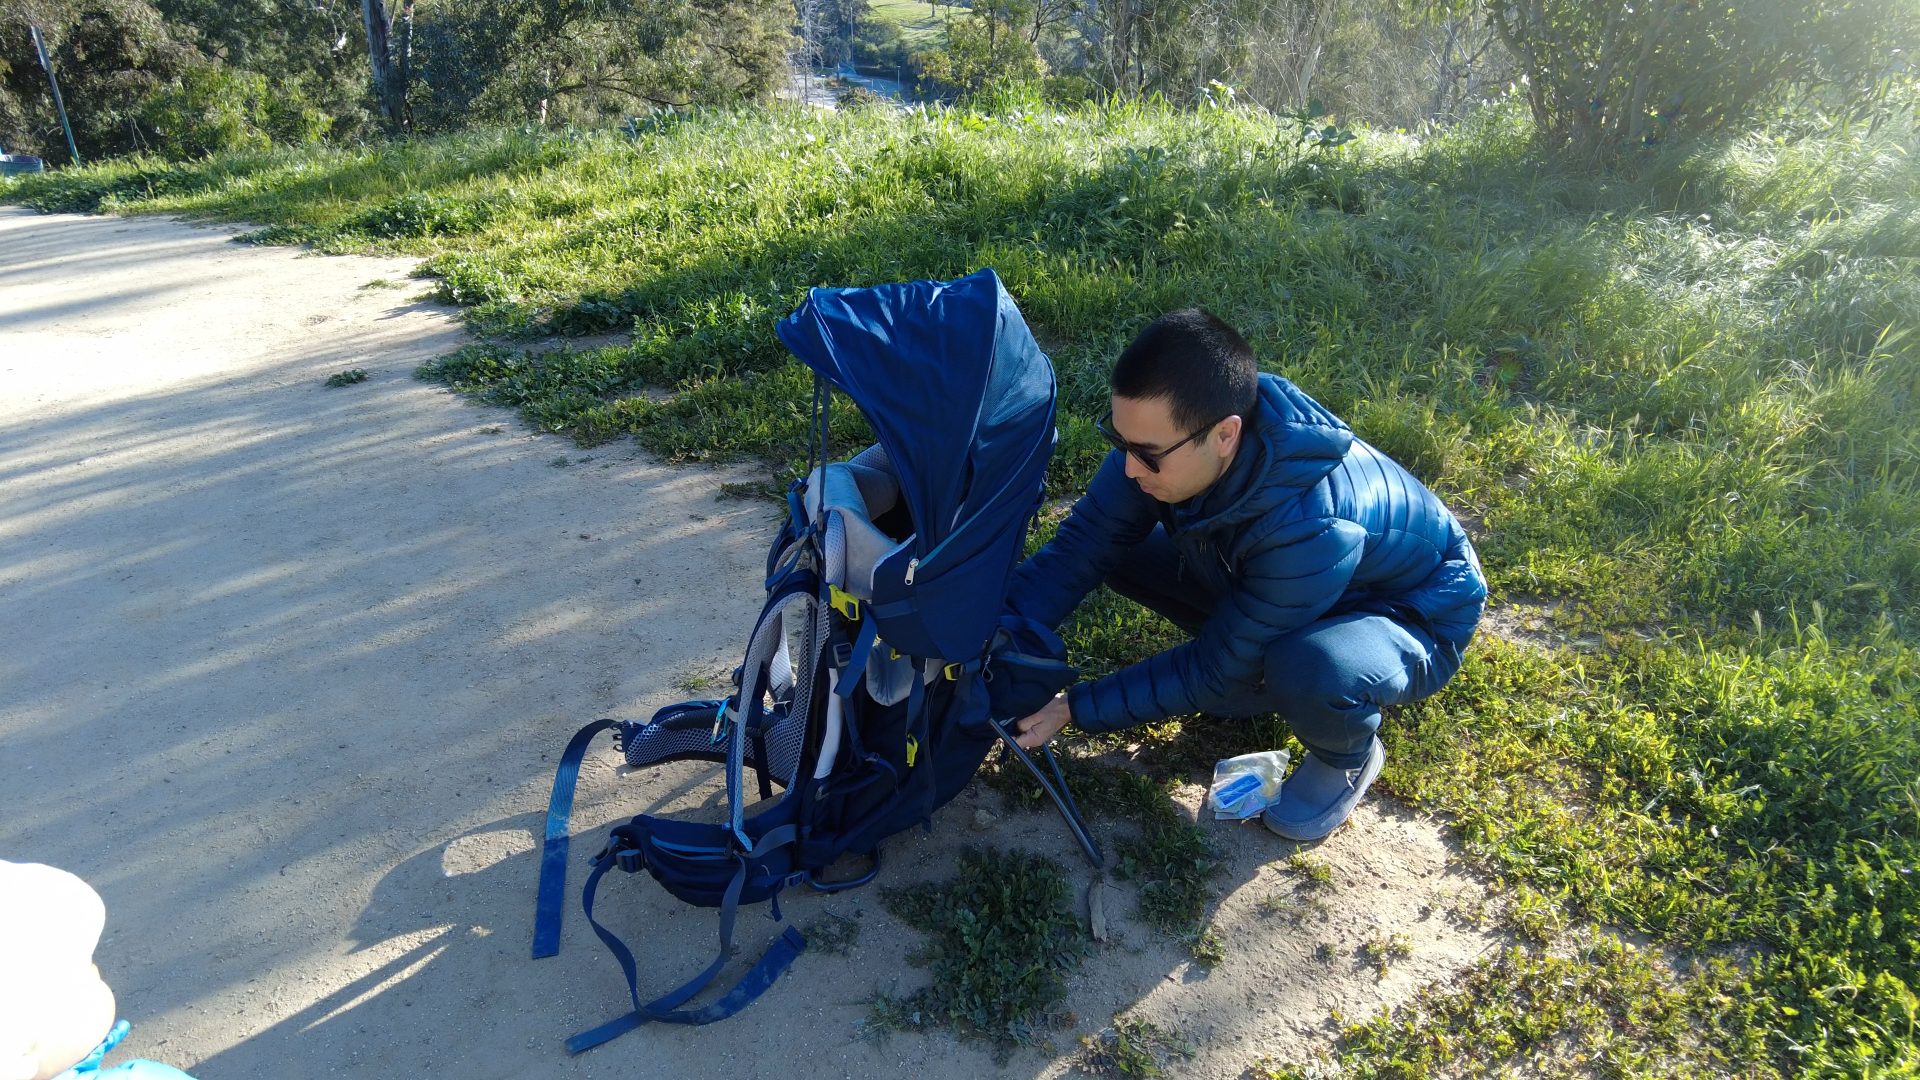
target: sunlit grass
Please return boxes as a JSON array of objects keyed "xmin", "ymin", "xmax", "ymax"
[{"xmin": 865, "ymin": 0, "xmax": 968, "ymax": 51}]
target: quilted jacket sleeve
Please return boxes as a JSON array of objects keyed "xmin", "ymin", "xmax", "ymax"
[
  {"xmin": 1005, "ymin": 451, "xmax": 1159, "ymax": 632},
  {"xmin": 1066, "ymin": 514, "xmax": 1368, "ymax": 733}
]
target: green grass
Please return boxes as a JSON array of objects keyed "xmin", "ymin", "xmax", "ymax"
[
  {"xmin": 799, "ymin": 911, "xmax": 862, "ymax": 955},
  {"xmin": 1286, "ymin": 852, "xmax": 1334, "ymax": 888},
  {"xmin": 1079, "ymin": 1014, "xmax": 1194, "ymax": 1077},
  {"xmin": 979, "ymin": 749, "xmax": 1224, "ymax": 951},
  {"xmin": 875, "ymin": 847, "xmax": 1090, "ymax": 1047},
  {"xmin": 1360, "ymin": 933, "xmax": 1414, "ymax": 979},
  {"xmin": 10, "ymin": 97, "xmax": 1917, "ymax": 1074},
  {"xmin": 865, "ymin": 0, "xmax": 969, "ymax": 51},
  {"xmin": 1254, "ymin": 932, "xmax": 1774, "ymax": 1078}
]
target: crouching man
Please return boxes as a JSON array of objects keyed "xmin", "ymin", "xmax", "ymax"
[{"xmin": 1009, "ymin": 310, "xmax": 1487, "ymax": 841}]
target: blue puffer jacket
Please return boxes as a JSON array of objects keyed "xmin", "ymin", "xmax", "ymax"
[{"xmin": 1008, "ymin": 373, "xmax": 1487, "ymax": 734}]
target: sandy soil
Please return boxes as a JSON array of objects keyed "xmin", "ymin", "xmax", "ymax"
[{"xmin": 1, "ymin": 206, "xmax": 1506, "ymax": 1079}]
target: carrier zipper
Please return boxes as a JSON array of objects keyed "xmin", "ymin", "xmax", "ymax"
[{"xmin": 905, "ymin": 557, "xmax": 919, "ymax": 585}]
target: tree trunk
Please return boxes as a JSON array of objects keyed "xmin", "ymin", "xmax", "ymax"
[
  {"xmin": 1430, "ymin": 18, "xmax": 1459, "ymax": 122},
  {"xmin": 361, "ymin": 0, "xmax": 404, "ymax": 128},
  {"xmin": 396, "ymin": 0, "xmax": 415, "ymax": 130}
]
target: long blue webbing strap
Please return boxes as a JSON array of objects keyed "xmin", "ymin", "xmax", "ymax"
[
  {"xmin": 567, "ymin": 823, "xmax": 805, "ymax": 1053},
  {"xmin": 532, "ymin": 717, "xmax": 621, "ymax": 959},
  {"xmin": 531, "ymin": 535, "xmax": 817, "ymax": 1038}
]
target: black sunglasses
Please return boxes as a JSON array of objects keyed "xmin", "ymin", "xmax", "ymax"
[{"xmin": 1095, "ymin": 410, "xmax": 1228, "ymax": 473}]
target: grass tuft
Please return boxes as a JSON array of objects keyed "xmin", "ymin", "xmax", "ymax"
[
  {"xmin": 983, "ymin": 750, "xmax": 1223, "ymax": 936},
  {"xmin": 1079, "ymin": 1014, "xmax": 1195, "ymax": 1078},
  {"xmin": 878, "ymin": 846, "xmax": 1090, "ymax": 1047}
]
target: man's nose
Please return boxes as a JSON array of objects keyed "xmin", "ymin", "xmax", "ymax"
[{"xmin": 1123, "ymin": 452, "xmax": 1147, "ymax": 479}]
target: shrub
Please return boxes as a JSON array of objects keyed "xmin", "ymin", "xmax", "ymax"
[{"xmin": 137, "ymin": 64, "xmax": 331, "ymax": 160}]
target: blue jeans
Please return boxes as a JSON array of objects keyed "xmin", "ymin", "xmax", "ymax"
[{"xmin": 1106, "ymin": 527, "xmax": 1464, "ymax": 769}]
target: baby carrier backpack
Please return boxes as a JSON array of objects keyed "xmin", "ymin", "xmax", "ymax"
[{"xmin": 530, "ymin": 269, "xmax": 1101, "ymax": 1053}]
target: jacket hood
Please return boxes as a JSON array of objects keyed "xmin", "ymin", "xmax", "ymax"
[{"xmin": 1169, "ymin": 373, "xmax": 1353, "ymax": 531}]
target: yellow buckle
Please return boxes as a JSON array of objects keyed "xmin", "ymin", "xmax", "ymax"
[
  {"xmin": 888, "ymin": 647, "xmax": 902, "ymax": 661},
  {"xmin": 827, "ymin": 585, "xmax": 860, "ymax": 621},
  {"xmin": 942, "ymin": 662, "xmax": 965, "ymax": 681},
  {"xmin": 905, "ymin": 735, "xmax": 919, "ymax": 768}
]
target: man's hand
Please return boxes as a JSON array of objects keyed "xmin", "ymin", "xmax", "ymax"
[{"xmin": 1014, "ymin": 693, "xmax": 1072, "ymax": 750}]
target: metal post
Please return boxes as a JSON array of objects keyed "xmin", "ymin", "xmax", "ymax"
[{"xmin": 29, "ymin": 25, "xmax": 80, "ymax": 165}]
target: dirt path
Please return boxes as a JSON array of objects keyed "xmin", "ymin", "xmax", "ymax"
[{"xmin": 1, "ymin": 207, "xmax": 1504, "ymax": 1078}]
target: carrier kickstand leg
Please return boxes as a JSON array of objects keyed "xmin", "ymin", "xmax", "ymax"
[{"xmin": 987, "ymin": 717, "xmax": 1104, "ymax": 868}]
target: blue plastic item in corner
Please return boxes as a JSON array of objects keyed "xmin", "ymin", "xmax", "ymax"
[{"xmin": 57, "ymin": 1021, "xmax": 201, "ymax": 1080}]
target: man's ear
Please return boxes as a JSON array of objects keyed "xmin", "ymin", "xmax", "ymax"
[{"xmin": 1215, "ymin": 415, "xmax": 1243, "ymax": 454}]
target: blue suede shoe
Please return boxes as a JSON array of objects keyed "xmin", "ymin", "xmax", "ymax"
[{"xmin": 1261, "ymin": 738, "xmax": 1384, "ymax": 841}]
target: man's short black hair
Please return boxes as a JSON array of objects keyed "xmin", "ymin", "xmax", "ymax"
[{"xmin": 1111, "ymin": 308, "xmax": 1259, "ymax": 433}]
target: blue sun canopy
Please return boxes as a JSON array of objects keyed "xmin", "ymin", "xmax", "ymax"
[{"xmin": 775, "ymin": 268, "xmax": 1059, "ymax": 659}]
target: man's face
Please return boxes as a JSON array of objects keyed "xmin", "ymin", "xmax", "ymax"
[{"xmin": 1107, "ymin": 394, "xmax": 1242, "ymax": 504}]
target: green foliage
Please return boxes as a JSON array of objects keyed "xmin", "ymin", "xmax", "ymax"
[
  {"xmin": 878, "ymin": 847, "xmax": 1090, "ymax": 1045},
  {"xmin": 1476, "ymin": 0, "xmax": 1920, "ymax": 153},
  {"xmin": 138, "ymin": 63, "xmax": 331, "ymax": 160},
  {"xmin": 798, "ymin": 0, "xmax": 869, "ymax": 69},
  {"xmin": 1359, "ymin": 933, "xmax": 1413, "ymax": 978},
  {"xmin": 1116, "ymin": 805, "xmax": 1218, "ymax": 933},
  {"xmin": 0, "ymin": 1, "xmax": 197, "ymax": 162},
  {"xmin": 799, "ymin": 911, "xmax": 862, "ymax": 955},
  {"xmin": 353, "ymin": 192, "xmax": 496, "ymax": 239},
  {"xmin": 1285, "ymin": 852, "xmax": 1333, "ymax": 888},
  {"xmin": 837, "ymin": 85, "xmax": 890, "ymax": 111},
  {"xmin": 917, "ymin": 0, "xmax": 1047, "ymax": 102},
  {"xmin": 5, "ymin": 155, "xmax": 211, "ymax": 212},
  {"xmin": 1282, "ymin": 97, "xmax": 1355, "ymax": 149},
  {"xmin": 984, "ymin": 749, "xmax": 1224, "ymax": 937},
  {"xmin": 1, "ymin": 0, "xmax": 365, "ymax": 162},
  {"xmin": 862, "ymin": 0, "xmax": 966, "ymax": 52},
  {"xmin": 1310, "ymin": 6, "xmax": 1516, "ymax": 130},
  {"xmin": 1187, "ymin": 925, "xmax": 1225, "ymax": 968},
  {"xmin": 1079, "ymin": 1015, "xmax": 1193, "ymax": 1077},
  {"xmin": 324, "ymin": 368, "xmax": 369, "ymax": 386},
  {"xmin": 0, "ymin": 0, "xmax": 786, "ymax": 161},
  {"xmin": 406, "ymin": 0, "xmax": 791, "ymax": 132},
  {"xmin": 1391, "ymin": 623, "xmax": 1920, "ymax": 1070},
  {"xmin": 851, "ymin": 14, "xmax": 910, "ymax": 73}
]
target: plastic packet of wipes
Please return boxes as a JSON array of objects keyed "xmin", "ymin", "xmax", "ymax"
[{"xmin": 1208, "ymin": 749, "xmax": 1291, "ymax": 820}]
